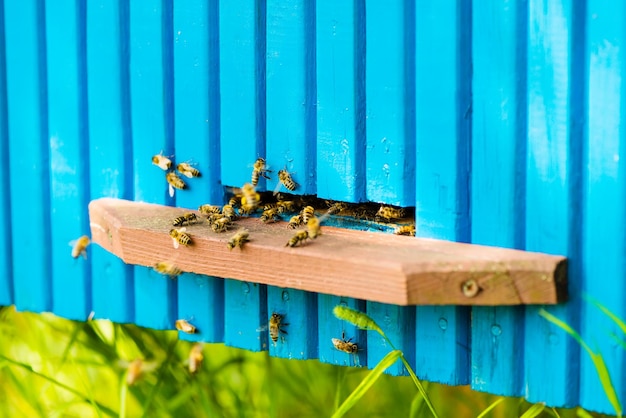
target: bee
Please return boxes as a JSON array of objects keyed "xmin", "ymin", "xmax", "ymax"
[
  {"xmin": 251, "ymin": 157, "xmax": 271, "ymax": 186},
  {"xmin": 375, "ymin": 205, "xmax": 405, "ymax": 222},
  {"xmin": 206, "ymin": 212, "xmax": 224, "ymax": 226},
  {"xmin": 260, "ymin": 207, "xmax": 280, "ymax": 223},
  {"xmin": 172, "ymin": 212, "xmax": 198, "ymax": 227},
  {"xmin": 170, "ymin": 227, "xmax": 192, "ymax": 248},
  {"xmin": 307, "ymin": 216, "xmax": 321, "ymax": 239},
  {"xmin": 275, "ymin": 168, "xmax": 298, "ymax": 194},
  {"xmin": 152, "ymin": 152, "xmax": 172, "ymax": 170},
  {"xmin": 126, "ymin": 359, "xmax": 145, "ymax": 386},
  {"xmin": 211, "ymin": 217, "xmax": 231, "ymax": 233},
  {"xmin": 166, "ymin": 171, "xmax": 186, "ymax": 197},
  {"xmin": 288, "ymin": 214, "xmax": 303, "ymax": 229},
  {"xmin": 394, "ymin": 224, "xmax": 416, "ymax": 236},
  {"xmin": 276, "ymin": 200, "xmax": 297, "ymax": 214},
  {"xmin": 175, "ymin": 319, "xmax": 197, "ymax": 334},
  {"xmin": 286, "ymin": 229, "xmax": 310, "ymax": 247},
  {"xmin": 301, "ymin": 205, "xmax": 315, "ymax": 223},
  {"xmin": 188, "ymin": 343, "xmax": 204, "ymax": 374},
  {"xmin": 177, "ymin": 162, "xmax": 201, "ymax": 178},
  {"xmin": 241, "ymin": 183, "xmax": 261, "ymax": 213},
  {"xmin": 327, "ymin": 201, "xmax": 348, "ymax": 216},
  {"xmin": 239, "ymin": 205, "xmax": 257, "ymax": 216},
  {"xmin": 198, "ymin": 204, "xmax": 221, "ymax": 215},
  {"xmin": 222, "ymin": 204, "xmax": 236, "ymax": 221},
  {"xmin": 332, "ymin": 331, "xmax": 359, "ymax": 354},
  {"xmin": 228, "ymin": 228, "xmax": 250, "ymax": 250},
  {"xmin": 153, "ymin": 261, "xmax": 182, "ymax": 278},
  {"xmin": 70, "ymin": 235, "xmax": 90, "ymax": 259},
  {"xmin": 228, "ymin": 195, "xmax": 240, "ymax": 208},
  {"xmin": 268, "ymin": 312, "xmax": 288, "ymax": 345}
]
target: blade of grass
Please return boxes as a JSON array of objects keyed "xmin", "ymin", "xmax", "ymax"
[
  {"xmin": 120, "ymin": 375, "xmax": 128, "ymax": 418},
  {"xmin": 409, "ymin": 391, "xmax": 425, "ymax": 418},
  {"xmin": 397, "ymin": 354, "xmax": 438, "ymax": 418},
  {"xmin": 475, "ymin": 397, "xmax": 505, "ymax": 418},
  {"xmin": 72, "ymin": 358, "xmax": 103, "ymax": 418},
  {"xmin": 331, "ymin": 350, "xmax": 402, "ymax": 418},
  {"xmin": 141, "ymin": 338, "xmax": 179, "ymax": 417},
  {"xmin": 576, "ymin": 408, "xmax": 595, "ymax": 418},
  {"xmin": 550, "ymin": 407, "xmax": 561, "ymax": 418},
  {"xmin": 583, "ymin": 295, "xmax": 626, "ymax": 335},
  {"xmin": 520, "ymin": 402, "xmax": 545, "ymax": 418}
]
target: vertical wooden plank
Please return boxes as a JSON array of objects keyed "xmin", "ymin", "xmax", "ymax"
[
  {"xmin": 224, "ymin": 279, "xmax": 268, "ymax": 351},
  {"xmin": 46, "ymin": 0, "xmax": 91, "ymax": 320},
  {"xmin": 0, "ymin": 0, "xmax": 13, "ymax": 307},
  {"xmin": 177, "ymin": 274, "xmax": 224, "ymax": 343},
  {"xmin": 315, "ymin": 0, "xmax": 366, "ymax": 202},
  {"xmin": 267, "ymin": 287, "xmax": 317, "ymax": 359},
  {"xmin": 471, "ymin": 0, "xmax": 527, "ymax": 396},
  {"xmin": 4, "ymin": 0, "xmax": 52, "ymax": 313},
  {"xmin": 318, "ymin": 296, "xmax": 367, "ymax": 368},
  {"xmin": 524, "ymin": 0, "xmax": 582, "ymax": 407},
  {"xmin": 266, "ymin": 0, "xmax": 316, "ymax": 196},
  {"xmin": 414, "ymin": 0, "xmax": 471, "ymax": 385},
  {"xmin": 581, "ymin": 1, "xmax": 626, "ymax": 412},
  {"xmin": 87, "ymin": 0, "xmax": 134, "ymax": 323},
  {"xmin": 365, "ymin": 0, "xmax": 415, "ymax": 206},
  {"xmin": 129, "ymin": 0, "xmax": 177, "ymax": 330},
  {"xmin": 219, "ymin": 0, "xmax": 266, "ymax": 190},
  {"xmin": 366, "ymin": 302, "xmax": 415, "ymax": 376},
  {"xmin": 174, "ymin": 0, "xmax": 222, "ymax": 207}
]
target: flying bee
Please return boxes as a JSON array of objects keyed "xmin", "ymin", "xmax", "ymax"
[
  {"xmin": 188, "ymin": 343, "xmax": 204, "ymax": 374},
  {"xmin": 394, "ymin": 224, "xmax": 416, "ymax": 236},
  {"xmin": 274, "ymin": 168, "xmax": 298, "ymax": 195},
  {"xmin": 228, "ymin": 228, "xmax": 250, "ymax": 250},
  {"xmin": 198, "ymin": 204, "xmax": 221, "ymax": 215},
  {"xmin": 152, "ymin": 152, "xmax": 172, "ymax": 170},
  {"xmin": 307, "ymin": 216, "xmax": 321, "ymax": 239},
  {"xmin": 211, "ymin": 217, "xmax": 231, "ymax": 233},
  {"xmin": 268, "ymin": 313, "xmax": 288, "ymax": 345},
  {"xmin": 301, "ymin": 205, "xmax": 315, "ymax": 223},
  {"xmin": 69, "ymin": 235, "xmax": 90, "ymax": 259},
  {"xmin": 170, "ymin": 227, "xmax": 192, "ymax": 249},
  {"xmin": 166, "ymin": 171, "xmax": 186, "ymax": 197},
  {"xmin": 332, "ymin": 331, "xmax": 359, "ymax": 354},
  {"xmin": 172, "ymin": 212, "xmax": 198, "ymax": 227},
  {"xmin": 153, "ymin": 261, "xmax": 182, "ymax": 278},
  {"xmin": 251, "ymin": 157, "xmax": 272, "ymax": 186},
  {"xmin": 177, "ymin": 162, "xmax": 201, "ymax": 178},
  {"xmin": 260, "ymin": 207, "xmax": 281, "ymax": 223},
  {"xmin": 241, "ymin": 183, "xmax": 261, "ymax": 211},
  {"xmin": 286, "ymin": 229, "xmax": 310, "ymax": 247},
  {"xmin": 222, "ymin": 204, "xmax": 236, "ymax": 221},
  {"xmin": 276, "ymin": 200, "xmax": 297, "ymax": 214},
  {"xmin": 175, "ymin": 319, "xmax": 197, "ymax": 334},
  {"xmin": 375, "ymin": 205, "xmax": 406, "ymax": 222},
  {"xmin": 327, "ymin": 201, "xmax": 348, "ymax": 216},
  {"xmin": 288, "ymin": 214, "xmax": 303, "ymax": 229},
  {"xmin": 126, "ymin": 359, "xmax": 144, "ymax": 386}
]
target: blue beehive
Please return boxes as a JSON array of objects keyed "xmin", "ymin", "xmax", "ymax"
[{"xmin": 0, "ymin": 0, "xmax": 624, "ymax": 414}]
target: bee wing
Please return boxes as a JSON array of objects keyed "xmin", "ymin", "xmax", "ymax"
[
  {"xmin": 169, "ymin": 183, "xmax": 175, "ymax": 198},
  {"xmin": 256, "ymin": 325, "xmax": 268, "ymax": 333},
  {"xmin": 172, "ymin": 238, "xmax": 179, "ymax": 249},
  {"xmin": 180, "ymin": 171, "xmax": 194, "ymax": 179},
  {"xmin": 272, "ymin": 181, "xmax": 283, "ymax": 196},
  {"xmin": 178, "ymin": 227, "xmax": 187, "ymax": 232},
  {"xmin": 68, "ymin": 239, "xmax": 78, "ymax": 248}
]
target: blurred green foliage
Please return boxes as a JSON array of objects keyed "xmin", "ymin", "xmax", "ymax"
[{"xmin": 0, "ymin": 306, "xmax": 613, "ymax": 417}]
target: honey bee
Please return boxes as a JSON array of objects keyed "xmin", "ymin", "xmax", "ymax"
[
  {"xmin": 251, "ymin": 157, "xmax": 271, "ymax": 186},
  {"xmin": 170, "ymin": 227, "xmax": 192, "ymax": 248},
  {"xmin": 228, "ymin": 195, "xmax": 240, "ymax": 208},
  {"xmin": 326, "ymin": 201, "xmax": 348, "ymax": 215},
  {"xmin": 375, "ymin": 205, "xmax": 405, "ymax": 222},
  {"xmin": 260, "ymin": 207, "xmax": 280, "ymax": 223},
  {"xmin": 288, "ymin": 214, "xmax": 303, "ymax": 229},
  {"xmin": 172, "ymin": 212, "xmax": 198, "ymax": 227},
  {"xmin": 241, "ymin": 183, "xmax": 260, "ymax": 213},
  {"xmin": 175, "ymin": 319, "xmax": 197, "ymax": 334},
  {"xmin": 153, "ymin": 261, "xmax": 182, "ymax": 278},
  {"xmin": 276, "ymin": 200, "xmax": 297, "ymax": 214},
  {"xmin": 332, "ymin": 331, "xmax": 359, "ymax": 354},
  {"xmin": 177, "ymin": 162, "xmax": 201, "ymax": 178},
  {"xmin": 275, "ymin": 168, "xmax": 298, "ymax": 194},
  {"xmin": 126, "ymin": 359, "xmax": 144, "ymax": 386},
  {"xmin": 166, "ymin": 171, "xmax": 186, "ymax": 197},
  {"xmin": 301, "ymin": 205, "xmax": 315, "ymax": 223},
  {"xmin": 188, "ymin": 343, "xmax": 204, "ymax": 374},
  {"xmin": 394, "ymin": 224, "xmax": 416, "ymax": 236},
  {"xmin": 198, "ymin": 204, "xmax": 221, "ymax": 215},
  {"xmin": 211, "ymin": 217, "xmax": 231, "ymax": 233},
  {"xmin": 268, "ymin": 312, "xmax": 288, "ymax": 345},
  {"xmin": 307, "ymin": 216, "xmax": 321, "ymax": 239},
  {"xmin": 206, "ymin": 212, "xmax": 224, "ymax": 226},
  {"xmin": 222, "ymin": 204, "xmax": 236, "ymax": 221},
  {"xmin": 228, "ymin": 228, "xmax": 250, "ymax": 250},
  {"xmin": 286, "ymin": 229, "xmax": 310, "ymax": 247},
  {"xmin": 70, "ymin": 235, "xmax": 90, "ymax": 259},
  {"xmin": 152, "ymin": 152, "xmax": 172, "ymax": 170}
]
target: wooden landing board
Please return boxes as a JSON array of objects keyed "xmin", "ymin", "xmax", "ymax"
[{"xmin": 88, "ymin": 198, "xmax": 567, "ymax": 306}]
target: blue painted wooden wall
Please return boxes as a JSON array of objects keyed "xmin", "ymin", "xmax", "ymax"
[{"xmin": 0, "ymin": 0, "xmax": 624, "ymax": 413}]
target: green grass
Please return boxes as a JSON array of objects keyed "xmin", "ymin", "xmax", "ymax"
[{"xmin": 0, "ymin": 306, "xmax": 616, "ymax": 417}]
